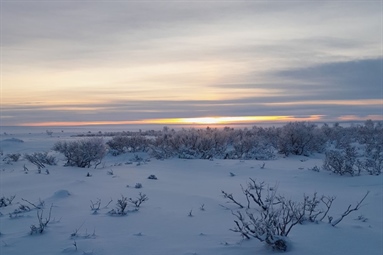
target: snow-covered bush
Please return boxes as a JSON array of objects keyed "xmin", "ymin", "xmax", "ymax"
[
  {"xmin": 277, "ymin": 122, "xmax": 326, "ymax": 156},
  {"xmin": 53, "ymin": 138, "xmax": 106, "ymax": 168},
  {"xmin": 323, "ymin": 146, "xmax": 358, "ymax": 176},
  {"xmin": 357, "ymin": 120, "xmax": 383, "ymax": 175},
  {"xmin": 322, "ymin": 122, "xmax": 356, "ymax": 149},
  {"xmin": 356, "ymin": 151, "xmax": 383, "ymax": 176},
  {"xmin": 107, "ymin": 135, "xmax": 150, "ymax": 155},
  {"xmin": 149, "ymin": 127, "xmax": 231, "ymax": 159}
]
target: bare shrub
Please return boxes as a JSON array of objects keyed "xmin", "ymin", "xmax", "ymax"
[
  {"xmin": 224, "ymin": 179, "xmax": 368, "ymax": 252},
  {"xmin": 30, "ymin": 205, "xmax": 53, "ymax": 235},
  {"xmin": 147, "ymin": 174, "xmax": 158, "ymax": 180},
  {"xmin": 24, "ymin": 152, "xmax": 56, "ymax": 169},
  {"xmin": 108, "ymin": 195, "xmax": 129, "ymax": 215},
  {"xmin": 3, "ymin": 153, "xmax": 21, "ymax": 164},
  {"xmin": 0, "ymin": 195, "xmax": 16, "ymax": 207},
  {"xmin": 53, "ymin": 138, "xmax": 106, "ymax": 168},
  {"xmin": 329, "ymin": 191, "xmax": 369, "ymax": 226},
  {"xmin": 108, "ymin": 193, "xmax": 148, "ymax": 215},
  {"xmin": 90, "ymin": 199, "xmax": 101, "ymax": 214},
  {"xmin": 128, "ymin": 193, "xmax": 148, "ymax": 208}
]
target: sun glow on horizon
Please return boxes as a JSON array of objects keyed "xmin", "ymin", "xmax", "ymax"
[{"xmin": 17, "ymin": 115, "xmax": 325, "ymax": 127}]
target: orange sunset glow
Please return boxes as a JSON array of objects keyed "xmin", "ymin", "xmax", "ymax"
[{"xmin": 19, "ymin": 115, "xmax": 325, "ymax": 127}]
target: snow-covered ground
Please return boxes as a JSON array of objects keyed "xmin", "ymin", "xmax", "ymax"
[{"xmin": 1, "ymin": 128, "xmax": 382, "ymax": 255}]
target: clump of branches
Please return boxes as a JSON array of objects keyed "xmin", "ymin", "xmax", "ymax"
[
  {"xmin": 24, "ymin": 152, "xmax": 56, "ymax": 170},
  {"xmin": 21, "ymin": 198, "xmax": 45, "ymax": 210},
  {"xmin": 108, "ymin": 194, "xmax": 148, "ymax": 216},
  {"xmin": 0, "ymin": 195, "xmax": 16, "ymax": 207},
  {"xmin": 30, "ymin": 204, "xmax": 53, "ymax": 235},
  {"xmin": 108, "ymin": 195, "xmax": 129, "ymax": 215},
  {"xmin": 10, "ymin": 204, "xmax": 31, "ymax": 218},
  {"xmin": 9, "ymin": 198, "xmax": 45, "ymax": 218},
  {"xmin": 329, "ymin": 191, "xmax": 369, "ymax": 227},
  {"xmin": 223, "ymin": 178, "xmax": 369, "ymax": 252},
  {"xmin": 128, "ymin": 193, "xmax": 148, "ymax": 208},
  {"xmin": 3, "ymin": 153, "xmax": 21, "ymax": 164},
  {"xmin": 90, "ymin": 198, "xmax": 113, "ymax": 214}
]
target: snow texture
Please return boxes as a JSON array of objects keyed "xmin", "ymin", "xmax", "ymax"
[{"xmin": 0, "ymin": 126, "xmax": 382, "ymax": 255}]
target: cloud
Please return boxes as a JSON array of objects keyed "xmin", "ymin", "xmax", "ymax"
[
  {"xmin": 2, "ymin": 1, "xmax": 380, "ymax": 70},
  {"xmin": 272, "ymin": 58, "xmax": 383, "ymax": 100},
  {"xmin": 2, "ymin": 95, "xmax": 382, "ymax": 126},
  {"xmin": 2, "ymin": 1, "xmax": 382, "ymax": 126}
]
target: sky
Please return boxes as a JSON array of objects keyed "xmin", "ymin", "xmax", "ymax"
[{"xmin": 1, "ymin": 0, "xmax": 382, "ymax": 127}]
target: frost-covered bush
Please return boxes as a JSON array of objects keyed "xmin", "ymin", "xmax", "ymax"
[
  {"xmin": 322, "ymin": 122, "xmax": 356, "ymax": 149},
  {"xmin": 357, "ymin": 120, "xmax": 383, "ymax": 175},
  {"xmin": 323, "ymin": 146, "xmax": 358, "ymax": 176},
  {"xmin": 150, "ymin": 127, "xmax": 275, "ymax": 160},
  {"xmin": 53, "ymin": 138, "xmax": 106, "ymax": 168},
  {"xmin": 231, "ymin": 135, "xmax": 276, "ymax": 160},
  {"xmin": 357, "ymin": 156, "xmax": 383, "ymax": 176},
  {"xmin": 107, "ymin": 135, "xmax": 150, "ymax": 155},
  {"xmin": 277, "ymin": 122, "xmax": 326, "ymax": 156}
]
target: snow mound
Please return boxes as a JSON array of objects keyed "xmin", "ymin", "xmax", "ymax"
[{"xmin": 51, "ymin": 189, "xmax": 71, "ymax": 199}]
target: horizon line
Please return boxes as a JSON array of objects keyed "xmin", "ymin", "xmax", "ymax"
[
  {"xmin": 12, "ymin": 115, "xmax": 325, "ymax": 127},
  {"xmin": 4, "ymin": 114, "xmax": 382, "ymax": 127}
]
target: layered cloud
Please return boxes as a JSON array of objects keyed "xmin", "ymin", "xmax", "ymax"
[{"xmin": 1, "ymin": 1, "xmax": 382, "ymax": 126}]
